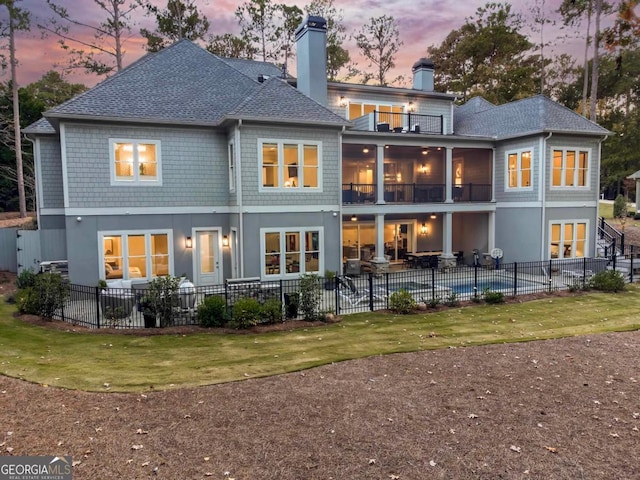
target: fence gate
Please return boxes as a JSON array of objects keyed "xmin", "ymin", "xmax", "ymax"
[{"xmin": 16, "ymin": 229, "xmax": 41, "ymax": 274}]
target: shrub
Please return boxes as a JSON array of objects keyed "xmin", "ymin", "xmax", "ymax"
[
  {"xmin": 589, "ymin": 270, "xmax": 626, "ymax": 292},
  {"xmin": 197, "ymin": 295, "xmax": 229, "ymax": 327},
  {"xmin": 230, "ymin": 297, "xmax": 262, "ymax": 329},
  {"xmin": 483, "ymin": 289, "xmax": 505, "ymax": 304},
  {"xmin": 423, "ymin": 294, "xmax": 441, "ymax": 309},
  {"xmin": 613, "ymin": 194, "xmax": 627, "ymax": 218},
  {"xmin": 15, "ymin": 287, "xmax": 39, "ymax": 315},
  {"xmin": 261, "ymin": 298, "xmax": 283, "ymax": 325},
  {"xmin": 16, "ymin": 269, "xmax": 37, "ymax": 289},
  {"xmin": 146, "ymin": 275, "xmax": 181, "ymax": 327},
  {"xmin": 299, "ymin": 274, "xmax": 322, "ymax": 321},
  {"xmin": 444, "ymin": 291, "xmax": 459, "ymax": 307},
  {"xmin": 388, "ymin": 289, "xmax": 416, "ymax": 314}
]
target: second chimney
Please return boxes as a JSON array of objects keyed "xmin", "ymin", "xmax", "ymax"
[
  {"xmin": 295, "ymin": 16, "xmax": 328, "ymax": 106},
  {"xmin": 412, "ymin": 58, "xmax": 435, "ymax": 92}
]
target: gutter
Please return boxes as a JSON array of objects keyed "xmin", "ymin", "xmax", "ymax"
[{"xmin": 23, "ymin": 134, "xmax": 40, "ymax": 229}]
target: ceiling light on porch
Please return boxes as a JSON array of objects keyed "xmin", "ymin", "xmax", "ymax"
[
  {"xmin": 362, "ymin": 147, "xmax": 369, "ymax": 153},
  {"xmin": 421, "ymin": 148, "xmax": 428, "ymax": 155},
  {"xmin": 430, "ymin": 213, "xmax": 437, "ymax": 219},
  {"xmin": 351, "ymin": 214, "xmax": 358, "ymax": 222}
]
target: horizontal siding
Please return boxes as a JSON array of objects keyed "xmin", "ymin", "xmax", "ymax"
[
  {"xmin": 39, "ymin": 137, "xmax": 64, "ymax": 208},
  {"xmin": 63, "ymin": 123, "xmax": 229, "ymax": 208},
  {"xmin": 238, "ymin": 124, "xmax": 341, "ymax": 207}
]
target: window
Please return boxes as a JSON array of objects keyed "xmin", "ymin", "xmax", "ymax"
[
  {"xmin": 101, "ymin": 230, "xmax": 171, "ymax": 280},
  {"xmin": 550, "ymin": 221, "xmax": 587, "ymax": 259},
  {"xmin": 259, "ymin": 140, "xmax": 321, "ymax": 190},
  {"xmin": 228, "ymin": 141, "xmax": 236, "ymax": 192},
  {"xmin": 348, "ymin": 102, "xmax": 404, "ymax": 129},
  {"xmin": 110, "ymin": 139, "xmax": 161, "ymax": 185},
  {"xmin": 506, "ymin": 150, "xmax": 532, "ymax": 189},
  {"xmin": 262, "ymin": 228, "xmax": 322, "ymax": 277},
  {"xmin": 552, "ymin": 149, "xmax": 589, "ymax": 187}
]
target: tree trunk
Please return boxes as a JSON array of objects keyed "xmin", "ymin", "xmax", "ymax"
[
  {"xmin": 589, "ymin": 0, "xmax": 602, "ymax": 121},
  {"xmin": 581, "ymin": 1, "xmax": 592, "ymax": 117},
  {"xmin": 113, "ymin": 0, "xmax": 123, "ymax": 71},
  {"xmin": 9, "ymin": 9, "xmax": 26, "ymax": 218}
]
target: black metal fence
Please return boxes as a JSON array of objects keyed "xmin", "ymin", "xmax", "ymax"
[{"xmin": 41, "ymin": 256, "xmax": 631, "ymax": 329}]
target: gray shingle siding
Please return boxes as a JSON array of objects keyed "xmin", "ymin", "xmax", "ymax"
[
  {"xmin": 238, "ymin": 124, "xmax": 341, "ymax": 207},
  {"xmin": 39, "ymin": 137, "xmax": 64, "ymax": 209},
  {"xmin": 63, "ymin": 123, "xmax": 229, "ymax": 208},
  {"xmin": 494, "ymin": 137, "xmax": 540, "ymax": 203}
]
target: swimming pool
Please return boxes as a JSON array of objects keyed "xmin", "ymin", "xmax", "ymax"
[{"xmin": 445, "ymin": 278, "xmax": 543, "ymax": 295}]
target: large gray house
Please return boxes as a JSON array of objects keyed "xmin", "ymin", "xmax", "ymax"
[{"xmin": 24, "ymin": 17, "xmax": 610, "ymax": 286}]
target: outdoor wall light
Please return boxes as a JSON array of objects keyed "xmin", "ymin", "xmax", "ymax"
[
  {"xmin": 408, "ymin": 101, "xmax": 416, "ymax": 112},
  {"xmin": 420, "ymin": 163, "xmax": 430, "ymax": 174},
  {"xmin": 339, "ymin": 96, "xmax": 347, "ymax": 107},
  {"xmin": 420, "ymin": 223, "xmax": 428, "ymax": 236},
  {"xmin": 222, "ymin": 235, "xmax": 229, "ymax": 247},
  {"xmin": 185, "ymin": 236, "xmax": 193, "ymax": 249}
]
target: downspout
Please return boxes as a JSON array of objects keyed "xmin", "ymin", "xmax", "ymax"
[
  {"xmin": 338, "ymin": 125, "xmax": 345, "ymax": 272},
  {"xmin": 235, "ymin": 120, "xmax": 244, "ymax": 277},
  {"xmin": 540, "ymin": 132, "xmax": 552, "ymax": 260},
  {"xmin": 596, "ymin": 134, "xmax": 608, "ymax": 257},
  {"xmin": 23, "ymin": 134, "xmax": 39, "ymax": 228}
]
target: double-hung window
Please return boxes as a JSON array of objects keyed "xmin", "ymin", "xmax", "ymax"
[
  {"xmin": 262, "ymin": 228, "xmax": 322, "ymax": 277},
  {"xmin": 100, "ymin": 230, "xmax": 171, "ymax": 280},
  {"xmin": 552, "ymin": 149, "xmax": 589, "ymax": 188},
  {"xmin": 549, "ymin": 221, "xmax": 587, "ymax": 259},
  {"xmin": 110, "ymin": 139, "xmax": 161, "ymax": 185},
  {"xmin": 506, "ymin": 150, "xmax": 532, "ymax": 189},
  {"xmin": 260, "ymin": 140, "xmax": 321, "ymax": 190}
]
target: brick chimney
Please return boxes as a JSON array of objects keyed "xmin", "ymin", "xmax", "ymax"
[
  {"xmin": 295, "ymin": 16, "xmax": 328, "ymax": 106},
  {"xmin": 412, "ymin": 58, "xmax": 435, "ymax": 92}
]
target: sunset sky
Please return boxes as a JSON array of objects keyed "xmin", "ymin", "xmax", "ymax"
[{"xmin": 6, "ymin": 0, "xmax": 595, "ymax": 88}]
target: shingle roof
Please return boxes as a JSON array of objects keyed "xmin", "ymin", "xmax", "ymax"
[
  {"xmin": 227, "ymin": 77, "xmax": 348, "ymax": 126},
  {"xmin": 23, "ymin": 117, "xmax": 55, "ymax": 134},
  {"xmin": 220, "ymin": 57, "xmax": 290, "ymax": 82},
  {"xmin": 454, "ymin": 95, "xmax": 611, "ymax": 138}
]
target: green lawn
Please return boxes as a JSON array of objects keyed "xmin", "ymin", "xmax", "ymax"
[
  {"xmin": 1, "ymin": 288, "xmax": 639, "ymax": 392},
  {"xmin": 599, "ymin": 201, "xmax": 613, "ymax": 219}
]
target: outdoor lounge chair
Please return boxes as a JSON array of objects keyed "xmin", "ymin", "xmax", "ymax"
[{"xmin": 337, "ymin": 276, "xmax": 387, "ymax": 307}]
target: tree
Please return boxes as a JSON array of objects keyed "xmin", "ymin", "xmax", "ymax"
[
  {"xmin": 354, "ymin": 15, "xmax": 403, "ymax": 86},
  {"xmin": 38, "ymin": 0, "xmax": 141, "ymax": 76},
  {"xmin": 0, "ymin": 0, "xmax": 30, "ymax": 217},
  {"xmin": 206, "ymin": 33, "xmax": 256, "ymax": 59},
  {"xmin": 527, "ymin": 0, "xmax": 556, "ymax": 94},
  {"xmin": 140, "ymin": 0, "xmax": 210, "ymax": 53},
  {"xmin": 305, "ymin": 0, "xmax": 350, "ymax": 80},
  {"xmin": 428, "ymin": 2, "xmax": 536, "ymax": 103},
  {"xmin": 235, "ymin": 0, "xmax": 302, "ymax": 70}
]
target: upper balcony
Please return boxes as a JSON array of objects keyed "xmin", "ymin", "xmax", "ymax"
[
  {"xmin": 342, "ymin": 183, "xmax": 492, "ymax": 204},
  {"xmin": 352, "ymin": 110, "xmax": 444, "ymax": 135}
]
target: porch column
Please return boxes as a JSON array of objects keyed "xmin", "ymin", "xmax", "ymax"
[
  {"xmin": 374, "ymin": 213, "xmax": 386, "ymax": 262},
  {"xmin": 442, "ymin": 211, "xmax": 453, "ymax": 256},
  {"xmin": 376, "ymin": 143, "xmax": 385, "ymax": 204},
  {"xmin": 445, "ymin": 147, "xmax": 453, "ymax": 203},
  {"xmin": 488, "ymin": 211, "xmax": 495, "ymax": 251},
  {"xmin": 438, "ymin": 211, "xmax": 456, "ymax": 270}
]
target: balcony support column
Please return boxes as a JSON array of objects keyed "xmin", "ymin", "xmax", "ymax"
[
  {"xmin": 438, "ymin": 211, "xmax": 456, "ymax": 271},
  {"xmin": 445, "ymin": 147, "xmax": 453, "ymax": 203},
  {"xmin": 376, "ymin": 143, "xmax": 385, "ymax": 204},
  {"xmin": 488, "ymin": 211, "xmax": 495, "ymax": 252},
  {"xmin": 374, "ymin": 213, "xmax": 386, "ymax": 262}
]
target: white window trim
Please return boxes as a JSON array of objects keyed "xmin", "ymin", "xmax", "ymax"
[
  {"xmin": 98, "ymin": 229, "xmax": 173, "ymax": 281},
  {"xmin": 548, "ymin": 219, "xmax": 589, "ymax": 259},
  {"xmin": 505, "ymin": 148, "xmax": 534, "ymax": 191},
  {"xmin": 109, "ymin": 138, "xmax": 162, "ymax": 186},
  {"xmin": 228, "ymin": 140, "xmax": 236, "ymax": 193},
  {"xmin": 260, "ymin": 227, "xmax": 324, "ymax": 279},
  {"xmin": 550, "ymin": 147, "xmax": 591, "ymax": 190},
  {"xmin": 258, "ymin": 139, "xmax": 323, "ymax": 192},
  {"xmin": 346, "ymin": 100, "xmax": 407, "ymax": 118}
]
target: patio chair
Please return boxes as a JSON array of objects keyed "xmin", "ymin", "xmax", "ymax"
[{"xmin": 337, "ymin": 276, "xmax": 387, "ymax": 306}]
